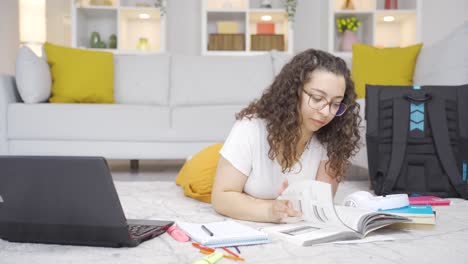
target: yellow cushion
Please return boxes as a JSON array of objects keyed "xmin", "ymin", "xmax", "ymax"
[
  {"xmin": 352, "ymin": 43, "xmax": 423, "ymax": 98},
  {"xmin": 175, "ymin": 143, "xmax": 223, "ymax": 203},
  {"xmin": 44, "ymin": 42, "xmax": 114, "ymax": 103}
]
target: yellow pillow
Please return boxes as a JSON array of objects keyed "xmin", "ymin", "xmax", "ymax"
[
  {"xmin": 176, "ymin": 143, "xmax": 223, "ymax": 203},
  {"xmin": 44, "ymin": 42, "xmax": 114, "ymax": 103},
  {"xmin": 352, "ymin": 43, "xmax": 423, "ymax": 98}
]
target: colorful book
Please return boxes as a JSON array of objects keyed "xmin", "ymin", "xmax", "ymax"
[
  {"xmin": 256, "ymin": 23, "xmax": 275, "ymax": 34},
  {"xmin": 217, "ymin": 21, "xmax": 239, "ymax": 34},
  {"xmin": 379, "ymin": 205, "xmax": 436, "ymax": 225},
  {"xmin": 409, "ymin": 196, "xmax": 451, "ymax": 206}
]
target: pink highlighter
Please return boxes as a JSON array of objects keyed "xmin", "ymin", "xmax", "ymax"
[{"xmin": 167, "ymin": 225, "xmax": 190, "ymax": 242}]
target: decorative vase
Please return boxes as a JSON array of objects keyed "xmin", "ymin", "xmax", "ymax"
[
  {"xmin": 340, "ymin": 30, "xmax": 359, "ymax": 51},
  {"xmin": 342, "ymin": 0, "xmax": 355, "ymax": 10},
  {"xmin": 137, "ymin": 37, "xmax": 150, "ymax": 51},
  {"xmin": 108, "ymin": 34, "xmax": 117, "ymax": 49},
  {"xmin": 90, "ymin": 32, "xmax": 101, "ymax": 48},
  {"xmin": 385, "ymin": 0, "xmax": 398, "ymax": 9}
]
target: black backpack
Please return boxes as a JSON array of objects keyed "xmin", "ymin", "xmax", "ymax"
[{"xmin": 366, "ymin": 84, "xmax": 468, "ymax": 199}]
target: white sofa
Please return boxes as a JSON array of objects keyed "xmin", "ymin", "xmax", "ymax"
[{"xmin": 0, "ymin": 53, "xmax": 281, "ymax": 161}]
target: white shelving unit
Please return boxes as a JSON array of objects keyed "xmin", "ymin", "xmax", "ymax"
[
  {"xmin": 71, "ymin": 0, "xmax": 166, "ymax": 54},
  {"xmin": 202, "ymin": 0, "xmax": 294, "ymax": 55},
  {"xmin": 327, "ymin": 0, "xmax": 422, "ymax": 58}
]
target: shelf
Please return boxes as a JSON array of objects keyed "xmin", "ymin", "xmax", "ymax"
[
  {"xmin": 207, "ymin": 0, "xmax": 247, "ymax": 9},
  {"xmin": 119, "ymin": 9, "xmax": 163, "ymax": 52},
  {"xmin": 75, "ymin": 8, "xmax": 117, "ymax": 49},
  {"xmin": 202, "ymin": 0, "xmax": 293, "ymax": 55},
  {"xmin": 72, "ymin": 0, "xmax": 166, "ymax": 52},
  {"xmin": 328, "ymin": 0, "xmax": 420, "ymax": 56},
  {"xmin": 75, "ymin": 0, "xmax": 117, "ymax": 8}
]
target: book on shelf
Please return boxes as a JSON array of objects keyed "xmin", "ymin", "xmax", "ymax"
[
  {"xmin": 261, "ymin": 181, "xmax": 410, "ymax": 246},
  {"xmin": 379, "ymin": 205, "xmax": 436, "ymax": 225},
  {"xmin": 177, "ymin": 220, "xmax": 270, "ymax": 248},
  {"xmin": 256, "ymin": 23, "xmax": 275, "ymax": 35}
]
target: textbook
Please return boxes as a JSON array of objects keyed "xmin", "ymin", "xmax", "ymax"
[
  {"xmin": 177, "ymin": 220, "xmax": 270, "ymax": 248},
  {"xmin": 379, "ymin": 205, "xmax": 436, "ymax": 225},
  {"xmin": 261, "ymin": 181, "xmax": 410, "ymax": 246}
]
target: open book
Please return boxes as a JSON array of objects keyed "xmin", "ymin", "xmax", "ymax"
[{"xmin": 261, "ymin": 181, "xmax": 410, "ymax": 246}]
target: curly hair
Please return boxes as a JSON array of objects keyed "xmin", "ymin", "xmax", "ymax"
[{"xmin": 236, "ymin": 49, "xmax": 361, "ymax": 182}]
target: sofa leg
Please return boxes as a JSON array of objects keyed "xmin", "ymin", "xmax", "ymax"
[{"xmin": 130, "ymin": 160, "xmax": 139, "ymax": 172}]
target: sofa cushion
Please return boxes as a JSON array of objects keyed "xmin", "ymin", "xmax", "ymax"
[
  {"xmin": 114, "ymin": 54, "xmax": 170, "ymax": 105},
  {"xmin": 44, "ymin": 42, "xmax": 114, "ymax": 103},
  {"xmin": 7, "ymin": 103, "xmax": 170, "ymax": 141},
  {"xmin": 414, "ymin": 21, "xmax": 468, "ymax": 86},
  {"xmin": 15, "ymin": 46, "xmax": 51, "ymax": 103},
  {"xmin": 171, "ymin": 54, "xmax": 274, "ymax": 106},
  {"xmin": 170, "ymin": 105, "xmax": 243, "ymax": 141},
  {"xmin": 352, "ymin": 43, "xmax": 422, "ymax": 98}
]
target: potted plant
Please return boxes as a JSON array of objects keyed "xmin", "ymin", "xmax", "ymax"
[{"xmin": 336, "ymin": 16, "xmax": 361, "ymax": 51}]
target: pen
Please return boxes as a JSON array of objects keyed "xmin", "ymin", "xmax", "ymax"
[
  {"xmin": 192, "ymin": 242, "xmax": 215, "ymax": 253},
  {"xmin": 201, "ymin": 225, "xmax": 214, "ymax": 236},
  {"xmin": 234, "ymin": 246, "xmax": 241, "ymax": 254},
  {"xmin": 199, "ymin": 249, "xmax": 245, "ymax": 261},
  {"xmin": 221, "ymin": 246, "xmax": 240, "ymax": 258}
]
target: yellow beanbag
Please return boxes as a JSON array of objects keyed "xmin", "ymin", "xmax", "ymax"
[
  {"xmin": 352, "ymin": 43, "xmax": 423, "ymax": 98},
  {"xmin": 44, "ymin": 42, "xmax": 114, "ymax": 103},
  {"xmin": 176, "ymin": 143, "xmax": 223, "ymax": 203}
]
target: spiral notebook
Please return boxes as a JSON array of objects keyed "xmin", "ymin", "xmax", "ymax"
[{"xmin": 176, "ymin": 220, "xmax": 270, "ymax": 248}]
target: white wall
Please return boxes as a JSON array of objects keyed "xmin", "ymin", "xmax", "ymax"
[
  {"xmin": 421, "ymin": 0, "xmax": 468, "ymax": 46},
  {"xmin": 0, "ymin": 0, "xmax": 19, "ymax": 75}
]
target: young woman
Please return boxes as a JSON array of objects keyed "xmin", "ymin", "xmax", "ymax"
[{"xmin": 211, "ymin": 49, "xmax": 361, "ymax": 223}]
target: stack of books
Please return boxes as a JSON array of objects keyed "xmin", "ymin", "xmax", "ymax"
[{"xmin": 379, "ymin": 205, "xmax": 436, "ymax": 225}]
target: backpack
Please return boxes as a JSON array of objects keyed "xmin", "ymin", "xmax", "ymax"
[{"xmin": 365, "ymin": 84, "xmax": 468, "ymax": 199}]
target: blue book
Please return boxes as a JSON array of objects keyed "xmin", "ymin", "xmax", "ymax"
[
  {"xmin": 379, "ymin": 205, "xmax": 434, "ymax": 214},
  {"xmin": 379, "ymin": 206, "xmax": 436, "ymax": 225}
]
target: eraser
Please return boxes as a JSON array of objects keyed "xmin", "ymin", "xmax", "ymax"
[{"xmin": 167, "ymin": 224, "xmax": 190, "ymax": 242}]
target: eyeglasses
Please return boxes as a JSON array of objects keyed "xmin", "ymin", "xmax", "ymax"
[{"xmin": 302, "ymin": 88, "xmax": 348, "ymax": 116}]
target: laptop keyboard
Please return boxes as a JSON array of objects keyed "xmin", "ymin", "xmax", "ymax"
[{"xmin": 128, "ymin": 225, "xmax": 161, "ymax": 238}]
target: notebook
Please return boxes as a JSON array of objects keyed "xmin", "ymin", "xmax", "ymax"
[
  {"xmin": 409, "ymin": 196, "xmax": 451, "ymax": 206},
  {"xmin": 177, "ymin": 220, "xmax": 270, "ymax": 247}
]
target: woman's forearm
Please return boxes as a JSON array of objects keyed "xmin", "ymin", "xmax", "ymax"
[{"xmin": 211, "ymin": 190, "xmax": 275, "ymax": 223}]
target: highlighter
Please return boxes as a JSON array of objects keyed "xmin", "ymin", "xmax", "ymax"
[{"xmin": 192, "ymin": 252, "xmax": 223, "ymax": 264}]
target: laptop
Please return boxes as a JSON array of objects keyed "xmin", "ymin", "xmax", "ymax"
[{"xmin": 0, "ymin": 156, "xmax": 174, "ymax": 247}]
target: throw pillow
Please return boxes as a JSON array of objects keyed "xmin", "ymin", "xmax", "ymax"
[
  {"xmin": 414, "ymin": 21, "xmax": 468, "ymax": 85},
  {"xmin": 44, "ymin": 42, "xmax": 114, "ymax": 103},
  {"xmin": 15, "ymin": 46, "xmax": 51, "ymax": 103},
  {"xmin": 175, "ymin": 143, "xmax": 223, "ymax": 203},
  {"xmin": 352, "ymin": 43, "xmax": 423, "ymax": 98}
]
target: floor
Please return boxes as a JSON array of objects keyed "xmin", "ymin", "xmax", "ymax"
[{"xmin": 108, "ymin": 159, "xmax": 184, "ymax": 182}]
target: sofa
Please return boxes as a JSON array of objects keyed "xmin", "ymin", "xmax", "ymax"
[{"xmin": 0, "ymin": 21, "xmax": 466, "ymax": 176}]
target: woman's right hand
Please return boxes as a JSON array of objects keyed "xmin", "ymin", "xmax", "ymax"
[{"xmin": 269, "ymin": 179, "xmax": 302, "ymax": 223}]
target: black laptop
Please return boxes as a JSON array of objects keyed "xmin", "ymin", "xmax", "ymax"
[{"xmin": 0, "ymin": 156, "xmax": 174, "ymax": 247}]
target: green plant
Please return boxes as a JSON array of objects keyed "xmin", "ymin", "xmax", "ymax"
[
  {"xmin": 336, "ymin": 16, "xmax": 361, "ymax": 33},
  {"xmin": 284, "ymin": 0, "xmax": 297, "ymax": 22}
]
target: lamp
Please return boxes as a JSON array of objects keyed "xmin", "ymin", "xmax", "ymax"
[{"xmin": 19, "ymin": 0, "xmax": 46, "ymax": 57}]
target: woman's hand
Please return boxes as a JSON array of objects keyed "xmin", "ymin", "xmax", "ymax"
[{"xmin": 269, "ymin": 179, "xmax": 302, "ymax": 223}]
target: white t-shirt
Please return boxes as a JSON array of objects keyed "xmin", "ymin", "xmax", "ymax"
[{"xmin": 220, "ymin": 118, "xmax": 328, "ymax": 200}]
